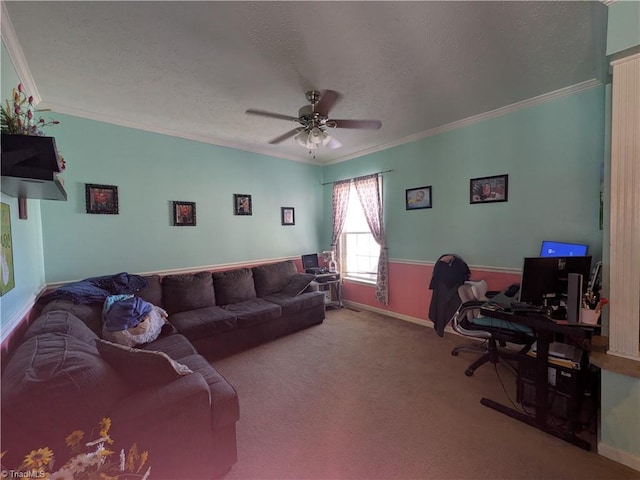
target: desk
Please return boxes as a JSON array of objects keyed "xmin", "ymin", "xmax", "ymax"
[{"xmin": 479, "ymin": 306, "xmax": 599, "ymax": 450}]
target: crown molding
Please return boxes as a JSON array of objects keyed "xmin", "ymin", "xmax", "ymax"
[
  {"xmin": 326, "ymin": 79, "xmax": 602, "ymax": 166},
  {"xmin": 0, "ymin": 1, "xmax": 41, "ymax": 105},
  {"xmin": 35, "ymin": 99, "xmax": 323, "ymax": 166},
  {"xmin": 0, "ymin": 2, "xmax": 603, "ymax": 168}
]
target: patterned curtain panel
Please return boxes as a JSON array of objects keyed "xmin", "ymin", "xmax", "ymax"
[
  {"xmin": 354, "ymin": 174, "xmax": 388, "ymax": 305},
  {"xmin": 331, "ymin": 179, "xmax": 351, "ymax": 272}
]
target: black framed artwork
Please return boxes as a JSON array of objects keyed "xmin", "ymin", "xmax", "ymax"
[
  {"xmin": 405, "ymin": 186, "xmax": 432, "ymax": 210},
  {"xmin": 234, "ymin": 194, "xmax": 252, "ymax": 215},
  {"xmin": 85, "ymin": 184, "xmax": 119, "ymax": 214},
  {"xmin": 173, "ymin": 201, "xmax": 196, "ymax": 226},
  {"xmin": 470, "ymin": 174, "xmax": 508, "ymax": 204},
  {"xmin": 281, "ymin": 207, "xmax": 295, "ymax": 225}
]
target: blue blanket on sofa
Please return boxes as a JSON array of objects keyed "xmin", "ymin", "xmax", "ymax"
[{"xmin": 40, "ymin": 272, "xmax": 148, "ymax": 305}]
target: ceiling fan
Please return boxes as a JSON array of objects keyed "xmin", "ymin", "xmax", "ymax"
[{"xmin": 245, "ymin": 90, "xmax": 382, "ymax": 151}]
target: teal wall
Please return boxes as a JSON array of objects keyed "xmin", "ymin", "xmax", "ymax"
[
  {"xmin": 0, "ymin": 42, "xmax": 47, "ymax": 334},
  {"xmin": 601, "ymin": 370, "xmax": 640, "ymax": 464},
  {"xmin": 606, "ymin": 0, "xmax": 640, "ymax": 55},
  {"xmin": 323, "ymin": 87, "xmax": 606, "ymax": 268},
  {"xmin": 40, "ymin": 114, "xmax": 325, "ymax": 283}
]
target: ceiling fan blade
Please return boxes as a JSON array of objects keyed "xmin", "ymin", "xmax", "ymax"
[
  {"xmin": 246, "ymin": 109, "xmax": 298, "ymax": 122},
  {"xmin": 315, "ymin": 90, "xmax": 342, "ymax": 116},
  {"xmin": 268, "ymin": 128, "xmax": 301, "ymax": 144},
  {"xmin": 330, "ymin": 119, "xmax": 382, "ymax": 130},
  {"xmin": 327, "ymin": 118, "xmax": 382, "ymax": 130}
]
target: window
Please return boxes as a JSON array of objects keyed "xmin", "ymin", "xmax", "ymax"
[{"xmin": 340, "ymin": 183, "xmax": 379, "ymax": 282}]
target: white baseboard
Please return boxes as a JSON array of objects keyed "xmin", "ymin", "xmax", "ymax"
[
  {"xmin": 341, "ymin": 300, "xmax": 457, "ymax": 335},
  {"xmin": 598, "ymin": 442, "xmax": 640, "ymax": 472}
]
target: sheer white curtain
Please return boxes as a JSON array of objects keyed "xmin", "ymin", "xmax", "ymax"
[
  {"xmin": 331, "ymin": 179, "xmax": 351, "ymax": 272},
  {"xmin": 354, "ymin": 174, "xmax": 388, "ymax": 305}
]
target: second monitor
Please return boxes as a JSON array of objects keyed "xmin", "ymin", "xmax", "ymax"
[{"xmin": 519, "ymin": 256, "xmax": 592, "ymax": 306}]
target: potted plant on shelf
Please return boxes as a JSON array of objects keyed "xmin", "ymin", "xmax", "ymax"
[{"xmin": 1, "ymin": 83, "xmax": 65, "ymax": 171}]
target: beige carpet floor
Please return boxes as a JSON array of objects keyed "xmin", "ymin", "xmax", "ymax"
[{"xmin": 213, "ymin": 308, "xmax": 640, "ymax": 480}]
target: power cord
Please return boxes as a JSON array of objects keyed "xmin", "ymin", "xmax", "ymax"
[{"xmin": 493, "ymin": 360, "xmax": 535, "ymax": 417}]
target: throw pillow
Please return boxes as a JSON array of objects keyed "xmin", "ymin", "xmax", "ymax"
[
  {"xmin": 281, "ymin": 273, "xmax": 316, "ymax": 296},
  {"xmin": 162, "ymin": 272, "xmax": 216, "ymax": 315},
  {"xmin": 96, "ymin": 339, "xmax": 193, "ymax": 390}
]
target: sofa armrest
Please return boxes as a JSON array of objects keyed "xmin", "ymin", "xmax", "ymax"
[
  {"xmin": 108, "ymin": 373, "xmax": 224, "ymax": 478},
  {"xmin": 110, "ymin": 373, "xmax": 211, "ymax": 426}
]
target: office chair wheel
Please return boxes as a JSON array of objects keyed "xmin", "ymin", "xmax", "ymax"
[
  {"xmin": 465, "ymin": 368, "xmax": 474, "ymax": 377},
  {"xmin": 451, "ymin": 351, "xmax": 459, "ymax": 356}
]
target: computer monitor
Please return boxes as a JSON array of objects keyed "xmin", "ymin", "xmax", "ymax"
[
  {"xmin": 519, "ymin": 256, "xmax": 592, "ymax": 305},
  {"xmin": 540, "ymin": 241, "xmax": 588, "ymax": 257},
  {"xmin": 301, "ymin": 253, "xmax": 319, "ymax": 270}
]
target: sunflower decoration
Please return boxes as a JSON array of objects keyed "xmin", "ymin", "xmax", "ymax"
[
  {"xmin": 1, "ymin": 418, "xmax": 151, "ymax": 479},
  {"xmin": 23, "ymin": 447, "xmax": 54, "ymax": 470}
]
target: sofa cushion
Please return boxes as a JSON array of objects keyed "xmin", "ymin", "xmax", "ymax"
[
  {"xmin": 262, "ymin": 291, "xmax": 326, "ymax": 314},
  {"xmin": 24, "ymin": 310, "xmax": 99, "ymax": 344},
  {"xmin": 136, "ymin": 274, "xmax": 163, "ymax": 307},
  {"xmin": 96, "ymin": 339, "xmax": 193, "ymax": 390},
  {"xmin": 281, "ymin": 273, "xmax": 316, "ymax": 296},
  {"xmin": 178, "ymin": 354, "xmax": 240, "ymax": 429},
  {"xmin": 213, "ymin": 268, "xmax": 257, "ymax": 306},
  {"xmin": 169, "ymin": 306, "xmax": 237, "ymax": 342},
  {"xmin": 162, "ymin": 272, "xmax": 216, "ymax": 315},
  {"xmin": 1, "ymin": 333, "xmax": 129, "ymax": 454},
  {"xmin": 252, "ymin": 260, "xmax": 298, "ymax": 297},
  {"xmin": 222, "ymin": 299, "xmax": 282, "ymax": 328},
  {"xmin": 38, "ymin": 299, "xmax": 103, "ymax": 334}
]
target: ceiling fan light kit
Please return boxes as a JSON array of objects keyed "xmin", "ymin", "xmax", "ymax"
[
  {"xmin": 294, "ymin": 127, "xmax": 341, "ymax": 150},
  {"xmin": 245, "ymin": 90, "xmax": 382, "ymax": 154}
]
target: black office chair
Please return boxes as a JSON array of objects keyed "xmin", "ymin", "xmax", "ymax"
[{"xmin": 450, "ymin": 280, "xmax": 535, "ymax": 377}]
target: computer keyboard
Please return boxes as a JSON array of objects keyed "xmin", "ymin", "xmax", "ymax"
[{"xmin": 510, "ymin": 302, "xmax": 545, "ymax": 314}]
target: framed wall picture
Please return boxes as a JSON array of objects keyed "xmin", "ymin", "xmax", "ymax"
[
  {"xmin": 86, "ymin": 184, "xmax": 119, "ymax": 214},
  {"xmin": 173, "ymin": 201, "xmax": 196, "ymax": 226},
  {"xmin": 281, "ymin": 207, "xmax": 295, "ymax": 226},
  {"xmin": 234, "ymin": 194, "xmax": 252, "ymax": 216},
  {"xmin": 406, "ymin": 186, "xmax": 432, "ymax": 210},
  {"xmin": 0, "ymin": 203, "xmax": 15, "ymax": 296},
  {"xmin": 470, "ymin": 174, "xmax": 508, "ymax": 204}
]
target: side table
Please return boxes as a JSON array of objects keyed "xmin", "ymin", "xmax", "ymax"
[{"xmin": 313, "ymin": 274, "xmax": 342, "ymax": 308}]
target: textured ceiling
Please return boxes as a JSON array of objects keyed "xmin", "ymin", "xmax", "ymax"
[{"xmin": 2, "ymin": 1, "xmax": 607, "ymax": 164}]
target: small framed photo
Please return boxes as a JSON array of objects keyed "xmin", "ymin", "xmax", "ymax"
[
  {"xmin": 406, "ymin": 186, "xmax": 432, "ymax": 210},
  {"xmin": 86, "ymin": 184, "xmax": 119, "ymax": 214},
  {"xmin": 234, "ymin": 194, "xmax": 252, "ymax": 216},
  {"xmin": 173, "ymin": 201, "xmax": 196, "ymax": 226},
  {"xmin": 281, "ymin": 207, "xmax": 295, "ymax": 226},
  {"xmin": 470, "ymin": 174, "xmax": 508, "ymax": 204}
]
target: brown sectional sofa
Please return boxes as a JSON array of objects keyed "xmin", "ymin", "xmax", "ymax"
[{"xmin": 1, "ymin": 260, "xmax": 326, "ymax": 479}]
